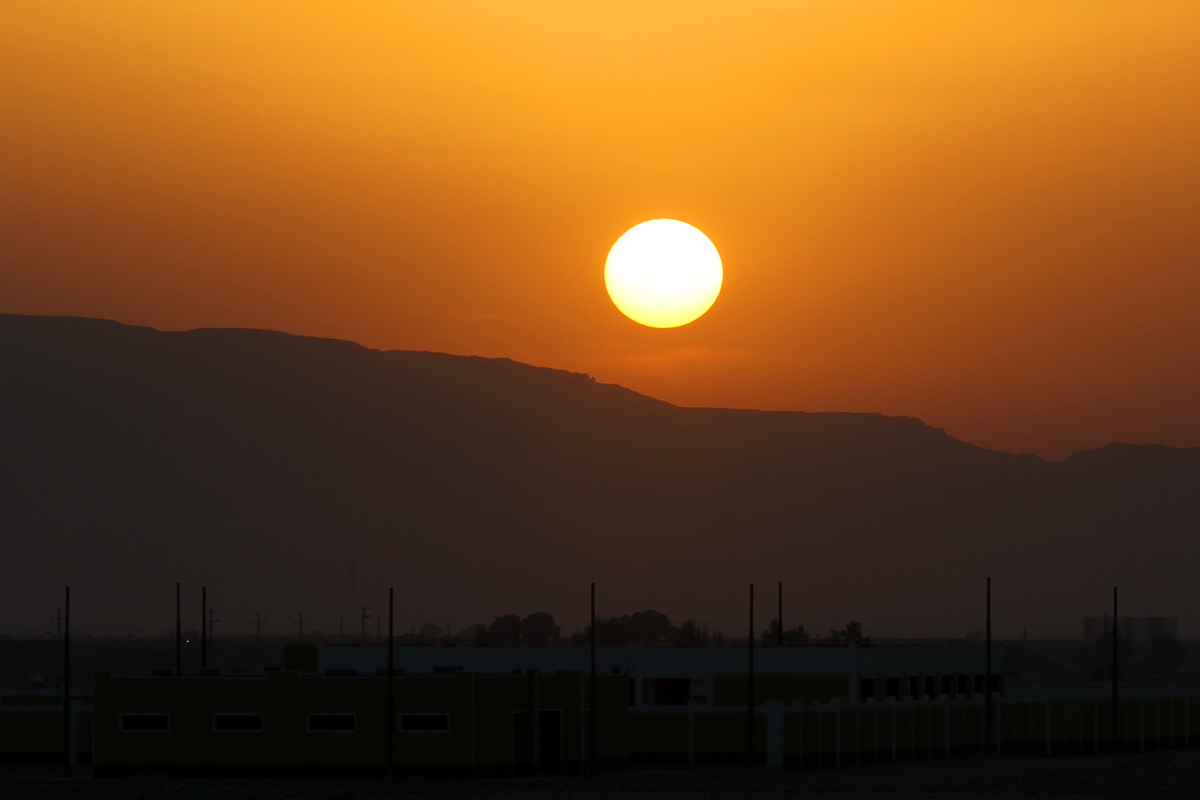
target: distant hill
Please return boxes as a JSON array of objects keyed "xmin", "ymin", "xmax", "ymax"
[{"xmin": 1, "ymin": 314, "xmax": 1197, "ymax": 639}]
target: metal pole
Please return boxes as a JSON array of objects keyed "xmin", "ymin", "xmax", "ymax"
[
  {"xmin": 200, "ymin": 586, "xmax": 207, "ymax": 668},
  {"xmin": 62, "ymin": 586, "xmax": 70, "ymax": 776},
  {"xmin": 590, "ymin": 582, "xmax": 597, "ymax": 777},
  {"xmin": 175, "ymin": 582, "xmax": 182, "ymax": 676},
  {"xmin": 387, "ymin": 588, "xmax": 394, "ymax": 776},
  {"xmin": 1112, "ymin": 586, "xmax": 1119, "ymax": 753},
  {"xmin": 778, "ymin": 581, "xmax": 783, "ymax": 646},
  {"xmin": 748, "ymin": 583, "xmax": 755, "ymax": 766},
  {"xmin": 986, "ymin": 577, "xmax": 992, "ymax": 755}
]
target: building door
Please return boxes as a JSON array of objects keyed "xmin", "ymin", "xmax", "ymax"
[
  {"xmin": 538, "ymin": 709, "xmax": 562, "ymax": 773},
  {"xmin": 513, "ymin": 712, "xmax": 535, "ymax": 776}
]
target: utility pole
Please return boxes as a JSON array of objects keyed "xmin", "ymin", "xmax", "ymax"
[
  {"xmin": 590, "ymin": 582, "xmax": 597, "ymax": 778},
  {"xmin": 386, "ymin": 588, "xmax": 394, "ymax": 777},
  {"xmin": 1112, "ymin": 586, "xmax": 1119, "ymax": 753},
  {"xmin": 777, "ymin": 581, "xmax": 783, "ymax": 646},
  {"xmin": 1022, "ymin": 625, "xmax": 1027, "ymax": 677},
  {"xmin": 207, "ymin": 608, "xmax": 217, "ymax": 668},
  {"xmin": 748, "ymin": 583, "xmax": 755, "ymax": 766},
  {"xmin": 252, "ymin": 612, "xmax": 263, "ymax": 645},
  {"xmin": 200, "ymin": 586, "xmax": 207, "ymax": 668},
  {"xmin": 985, "ymin": 577, "xmax": 992, "ymax": 756},
  {"xmin": 62, "ymin": 587, "xmax": 70, "ymax": 776},
  {"xmin": 360, "ymin": 606, "xmax": 371, "ymax": 645},
  {"xmin": 54, "ymin": 607, "xmax": 62, "ymax": 643},
  {"xmin": 175, "ymin": 583, "xmax": 182, "ymax": 676}
]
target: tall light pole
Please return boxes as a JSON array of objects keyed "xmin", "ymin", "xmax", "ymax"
[
  {"xmin": 985, "ymin": 577, "xmax": 992, "ymax": 755},
  {"xmin": 1112, "ymin": 586, "xmax": 1119, "ymax": 752},
  {"xmin": 200, "ymin": 586, "xmax": 207, "ymax": 668},
  {"xmin": 387, "ymin": 588, "xmax": 394, "ymax": 777},
  {"xmin": 62, "ymin": 587, "xmax": 70, "ymax": 776},
  {"xmin": 590, "ymin": 583, "xmax": 597, "ymax": 778},
  {"xmin": 748, "ymin": 583, "xmax": 755, "ymax": 766},
  {"xmin": 175, "ymin": 583, "xmax": 182, "ymax": 676}
]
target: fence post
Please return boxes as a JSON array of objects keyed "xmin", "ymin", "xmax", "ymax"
[
  {"xmin": 766, "ymin": 701, "xmax": 783, "ymax": 768},
  {"xmin": 996, "ymin": 697, "xmax": 1002, "ymax": 756},
  {"xmin": 1047, "ymin": 701, "xmax": 1052, "ymax": 756},
  {"xmin": 1118, "ymin": 695, "xmax": 1128, "ymax": 753},
  {"xmin": 688, "ymin": 700, "xmax": 696, "ymax": 766},
  {"xmin": 925, "ymin": 699, "xmax": 931, "ymax": 760},
  {"xmin": 815, "ymin": 705, "xmax": 822, "ymax": 767},
  {"xmin": 944, "ymin": 701, "xmax": 949, "ymax": 760},
  {"xmin": 875, "ymin": 704, "xmax": 880, "ymax": 764},
  {"xmin": 1080, "ymin": 695, "xmax": 1089, "ymax": 753},
  {"xmin": 856, "ymin": 704, "xmax": 862, "ymax": 766},
  {"xmin": 891, "ymin": 705, "xmax": 897, "ymax": 762},
  {"xmin": 798, "ymin": 703, "xmax": 804, "ymax": 770},
  {"xmin": 835, "ymin": 703, "xmax": 841, "ymax": 768}
]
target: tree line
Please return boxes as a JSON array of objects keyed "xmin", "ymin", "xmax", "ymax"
[{"xmin": 405, "ymin": 610, "xmax": 871, "ymax": 647}]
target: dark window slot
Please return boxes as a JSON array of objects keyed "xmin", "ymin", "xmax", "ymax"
[
  {"xmin": 400, "ymin": 713, "xmax": 449, "ymax": 732},
  {"xmin": 120, "ymin": 713, "xmax": 169, "ymax": 732},
  {"xmin": 653, "ymin": 678, "xmax": 691, "ymax": 706},
  {"xmin": 213, "ymin": 713, "xmax": 263, "ymax": 732},
  {"xmin": 307, "ymin": 713, "xmax": 356, "ymax": 732},
  {"xmin": 539, "ymin": 709, "xmax": 562, "ymax": 773}
]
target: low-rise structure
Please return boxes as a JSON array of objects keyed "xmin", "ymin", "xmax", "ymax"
[
  {"xmin": 1082, "ymin": 617, "xmax": 1177, "ymax": 642},
  {"xmin": 92, "ymin": 668, "xmax": 629, "ymax": 777},
  {"xmin": 286, "ymin": 642, "xmax": 1006, "ymax": 706}
]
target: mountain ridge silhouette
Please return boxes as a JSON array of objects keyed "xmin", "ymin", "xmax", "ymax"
[{"xmin": 2, "ymin": 313, "xmax": 1197, "ymax": 637}]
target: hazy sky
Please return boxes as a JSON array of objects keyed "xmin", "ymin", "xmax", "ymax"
[{"xmin": 3, "ymin": 1, "xmax": 1199, "ymax": 460}]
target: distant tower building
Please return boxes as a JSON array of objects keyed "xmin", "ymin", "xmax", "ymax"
[{"xmin": 1083, "ymin": 616, "xmax": 1177, "ymax": 641}]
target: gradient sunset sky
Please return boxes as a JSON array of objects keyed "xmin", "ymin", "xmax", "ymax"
[{"xmin": 3, "ymin": 1, "xmax": 1198, "ymax": 460}]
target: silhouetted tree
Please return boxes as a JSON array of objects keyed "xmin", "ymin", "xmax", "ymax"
[
  {"xmin": 762, "ymin": 620, "xmax": 810, "ymax": 645},
  {"xmin": 581, "ymin": 609, "xmax": 680, "ymax": 645},
  {"xmin": 478, "ymin": 613, "xmax": 560, "ymax": 645},
  {"xmin": 418, "ymin": 623, "xmax": 443, "ymax": 638},
  {"xmin": 519, "ymin": 612, "xmax": 560, "ymax": 645},
  {"xmin": 828, "ymin": 620, "xmax": 868, "ymax": 645},
  {"xmin": 487, "ymin": 614, "xmax": 523, "ymax": 645},
  {"xmin": 679, "ymin": 619, "xmax": 710, "ymax": 646}
]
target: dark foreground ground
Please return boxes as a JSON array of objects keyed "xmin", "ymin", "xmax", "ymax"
[{"xmin": 4, "ymin": 753, "xmax": 1200, "ymax": 800}]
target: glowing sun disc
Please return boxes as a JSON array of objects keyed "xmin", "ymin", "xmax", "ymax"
[{"xmin": 605, "ymin": 219, "xmax": 723, "ymax": 328}]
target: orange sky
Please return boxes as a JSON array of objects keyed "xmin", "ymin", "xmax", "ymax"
[{"xmin": 3, "ymin": 1, "xmax": 1199, "ymax": 459}]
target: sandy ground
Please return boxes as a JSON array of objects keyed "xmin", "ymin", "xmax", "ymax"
[{"xmin": 3, "ymin": 752, "xmax": 1199, "ymax": 800}]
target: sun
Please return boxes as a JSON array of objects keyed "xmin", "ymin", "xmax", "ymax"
[{"xmin": 605, "ymin": 219, "xmax": 722, "ymax": 328}]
